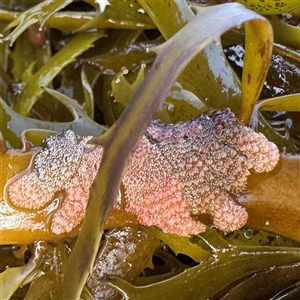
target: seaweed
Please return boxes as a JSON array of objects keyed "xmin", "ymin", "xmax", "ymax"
[{"xmin": 0, "ymin": 1, "xmax": 300, "ymax": 299}]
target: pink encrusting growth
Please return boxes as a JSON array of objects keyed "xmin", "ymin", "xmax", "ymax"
[
  {"xmin": 123, "ymin": 108, "xmax": 279, "ymax": 235},
  {"xmin": 7, "ymin": 131, "xmax": 103, "ymax": 234},
  {"xmin": 6, "ymin": 109, "xmax": 279, "ymax": 236},
  {"xmin": 123, "ymin": 136, "xmax": 207, "ymax": 236},
  {"xmin": 50, "ymin": 147, "xmax": 102, "ymax": 234},
  {"xmin": 8, "ymin": 131, "xmax": 88, "ymax": 210}
]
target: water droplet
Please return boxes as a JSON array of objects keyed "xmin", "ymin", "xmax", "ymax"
[
  {"xmin": 244, "ymin": 229, "xmax": 252, "ymax": 239},
  {"xmin": 137, "ymin": 8, "xmax": 145, "ymax": 14}
]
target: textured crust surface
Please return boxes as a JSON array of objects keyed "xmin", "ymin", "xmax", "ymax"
[
  {"xmin": 7, "ymin": 109, "xmax": 279, "ymax": 236},
  {"xmin": 7, "ymin": 131, "xmax": 102, "ymax": 234},
  {"xmin": 124, "ymin": 109, "xmax": 279, "ymax": 235}
]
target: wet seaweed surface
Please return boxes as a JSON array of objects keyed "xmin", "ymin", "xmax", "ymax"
[{"xmin": 0, "ymin": 1, "xmax": 300, "ymax": 299}]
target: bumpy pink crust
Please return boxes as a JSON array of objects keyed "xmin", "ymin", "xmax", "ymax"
[
  {"xmin": 7, "ymin": 131, "xmax": 102, "ymax": 234},
  {"xmin": 8, "ymin": 131, "xmax": 88, "ymax": 210},
  {"xmin": 123, "ymin": 108, "xmax": 279, "ymax": 235},
  {"xmin": 7, "ymin": 109, "xmax": 279, "ymax": 236},
  {"xmin": 50, "ymin": 147, "xmax": 102, "ymax": 234},
  {"xmin": 123, "ymin": 136, "xmax": 207, "ymax": 236}
]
